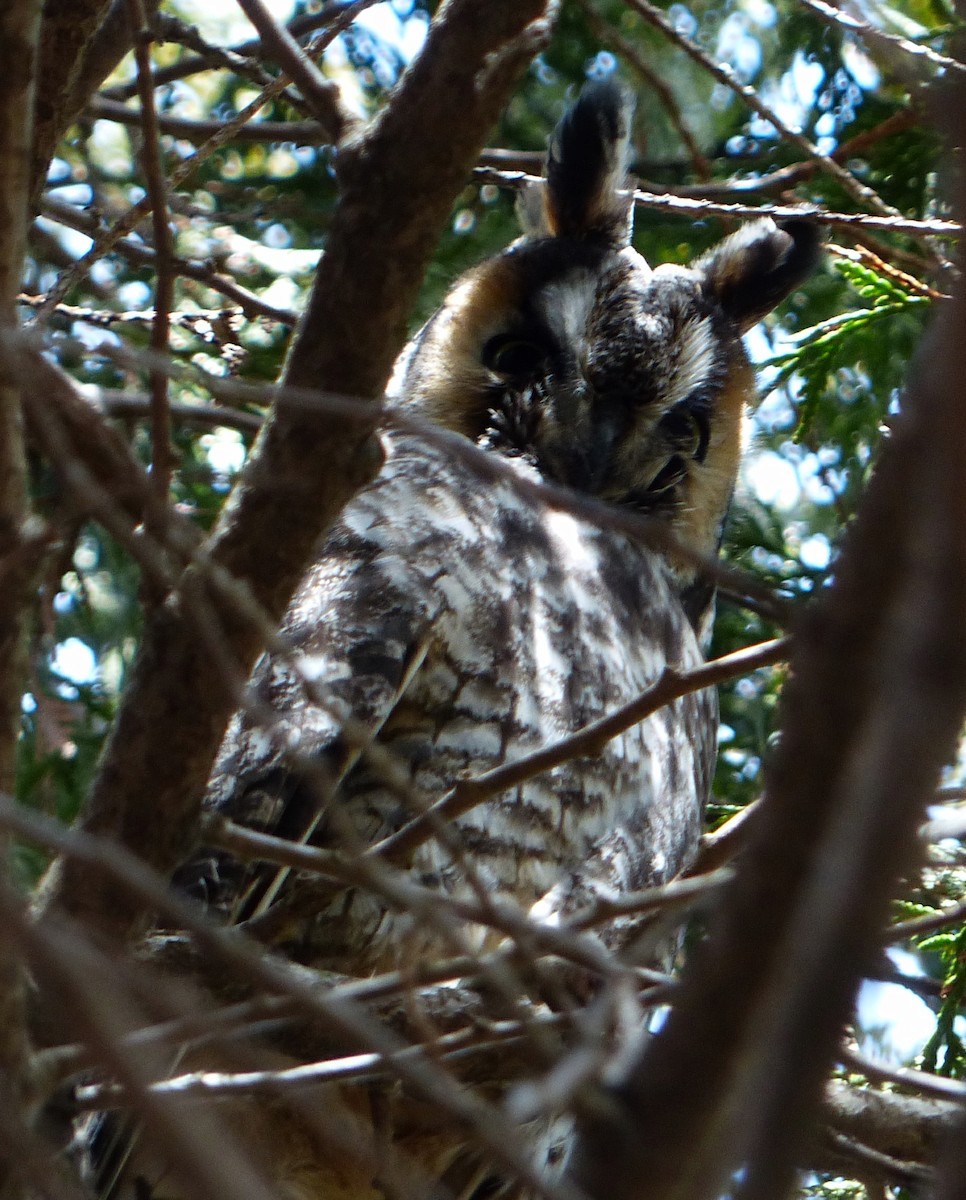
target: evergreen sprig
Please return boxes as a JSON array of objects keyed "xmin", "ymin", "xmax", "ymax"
[{"xmin": 766, "ymin": 256, "xmax": 931, "ymax": 444}]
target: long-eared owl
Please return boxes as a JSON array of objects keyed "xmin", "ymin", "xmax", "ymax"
[
  {"xmin": 197, "ymin": 81, "xmax": 817, "ymax": 963},
  {"xmin": 108, "ymin": 80, "xmax": 819, "ymax": 1200}
]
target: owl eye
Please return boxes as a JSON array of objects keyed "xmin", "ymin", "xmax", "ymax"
[
  {"xmin": 659, "ymin": 403, "xmax": 711, "ymax": 463},
  {"xmin": 646, "ymin": 455, "xmax": 688, "ymax": 496},
  {"xmin": 482, "ymin": 334, "xmax": 548, "ymax": 378}
]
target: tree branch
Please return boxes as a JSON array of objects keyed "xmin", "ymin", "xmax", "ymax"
[
  {"xmin": 233, "ymin": 0, "xmax": 355, "ymax": 143},
  {"xmin": 31, "ymin": 0, "xmax": 162, "ymax": 204},
  {"xmin": 35, "ymin": 0, "xmax": 559, "ymax": 948},
  {"xmin": 0, "ymin": 4, "xmax": 44, "ymax": 1193}
]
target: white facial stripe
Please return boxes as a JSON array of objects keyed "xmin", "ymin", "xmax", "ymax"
[
  {"xmin": 667, "ymin": 316, "xmax": 714, "ymax": 409},
  {"xmin": 537, "ymin": 269, "xmax": 598, "ymax": 351}
]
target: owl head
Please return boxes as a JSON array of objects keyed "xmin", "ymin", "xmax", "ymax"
[{"xmin": 396, "ymin": 80, "xmax": 819, "ymax": 580}]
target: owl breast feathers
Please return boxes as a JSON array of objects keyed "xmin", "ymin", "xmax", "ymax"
[
  {"xmin": 204, "ymin": 429, "xmax": 717, "ymax": 970},
  {"xmin": 197, "ymin": 81, "xmax": 818, "ymax": 977}
]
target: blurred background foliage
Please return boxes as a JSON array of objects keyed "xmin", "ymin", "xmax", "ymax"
[{"xmin": 20, "ymin": 0, "xmax": 966, "ymax": 1117}]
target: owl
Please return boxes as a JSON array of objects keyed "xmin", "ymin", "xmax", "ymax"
[{"xmin": 93, "ymin": 81, "xmax": 818, "ymax": 1200}]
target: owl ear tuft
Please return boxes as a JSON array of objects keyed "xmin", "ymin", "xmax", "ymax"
[
  {"xmin": 696, "ymin": 218, "xmax": 822, "ymax": 333},
  {"xmin": 544, "ymin": 79, "xmax": 635, "ymax": 246}
]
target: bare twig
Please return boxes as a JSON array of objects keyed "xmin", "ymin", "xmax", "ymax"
[
  {"xmin": 34, "ymin": 15, "xmax": 348, "ymax": 321},
  {"xmin": 233, "ymin": 0, "xmax": 355, "ymax": 143},
  {"xmin": 86, "ymin": 96, "xmax": 330, "ymax": 145},
  {"xmin": 102, "ymin": 1, "xmax": 382, "ymax": 99},
  {"xmin": 73, "ymin": 1017, "xmax": 545, "ymax": 1108},
  {"xmin": 473, "ymin": 169, "xmax": 962, "ymax": 238},
  {"xmin": 373, "ymin": 638, "xmax": 789, "ymax": 864},
  {"xmin": 125, "ymin": 0, "xmax": 174, "ymax": 513},
  {"xmin": 823, "ymin": 1129, "xmax": 933, "ymax": 1188},
  {"xmin": 690, "ymin": 800, "xmax": 762, "ymax": 874},
  {"xmin": 38, "ymin": 196, "xmax": 298, "ymax": 325},
  {"xmin": 798, "ymin": 0, "xmax": 966, "ymax": 81},
  {"xmin": 94, "ymin": 392, "xmax": 263, "ymax": 435},
  {"xmin": 841, "ymin": 1046, "xmax": 966, "ymax": 1102},
  {"xmin": 828, "ymin": 242, "xmax": 951, "ymax": 300},
  {"xmin": 619, "ymin": 0, "xmax": 914, "ymax": 226}
]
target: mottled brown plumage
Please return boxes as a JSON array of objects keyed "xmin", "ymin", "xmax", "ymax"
[{"xmin": 92, "ymin": 80, "xmax": 818, "ymax": 1200}]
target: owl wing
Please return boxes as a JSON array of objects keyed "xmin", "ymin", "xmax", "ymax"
[{"xmin": 191, "ymin": 443, "xmax": 448, "ymax": 920}]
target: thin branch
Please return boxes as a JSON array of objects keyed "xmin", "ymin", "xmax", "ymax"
[
  {"xmin": 38, "ymin": 196, "xmax": 298, "ymax": 325},
  {"xmin": 372, "ymin": 637, "xmax": 789, "ymax": 865},
  {"xmin": 102, "ymin": 1, "xmax": 382, "ymax": 99},
  {"xmin": 233, "ymin": 0, "xmax": 356, "ymax": 142},
  {"xmin": 828, "ymin": 242, "xmax": 951, "ymax": 300},
  {"xmin": 841, "ymin": 1047, "xmax": 966, "ymax": 1102},
  {"xmin": 204, "ymin": 817, "xmax": 633, "ymax": 987},
  {"xmin": 690, "ymin": 800, "xmax": 762, "ymax": 874},
  {"xmin": 74, "ymin": 1016, "xmax": 545, "ymax": 1108},
  {"xmin": 95, "ymin": 392, "xmax": 263, "ymax": 434},
  {"xmin": 16, "ymin": 295, "xmax": 282, "ymax": 344},
  {"xmin": 564, "ymin": 868, "xmax": 733, "ymax": 933},
  {"xmin": 126, "ymin": 0, "xmax": 174, "ymax": 513},
  {"xmin": 885, "ymin": 898, "xmax": 966, "ymax": 942},
  {"xmin": 638, "ymin": 184, "xmax": 957, "ymax": 271},
  {"xmin": 148, "ymin": 12, "xmax": 309, "ymax": 115},
  {"xmin": 87, "ymin": 96, "xmax": 330, "ymax": 145},
  {"xmin": 33, "ymin": 16, "xmax": 348, "ymax": 321},
  {"xmin": 798, "ymin": 0, "xmax": 966, "ymax": 80},
  {"xmin": 647, "ymin": 109, "xmax": 919, "ymax": 201},
  {"xmin": 473, "ymin": 169, "xmax": 962, "ymax": 238},
  {"xmin": 823, "ymin": 1129, "xmax": 934, "ymax": 1188},
  {"xmin": 619, "ymin": 0, "xmax": 915, "ymax": 228}
]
